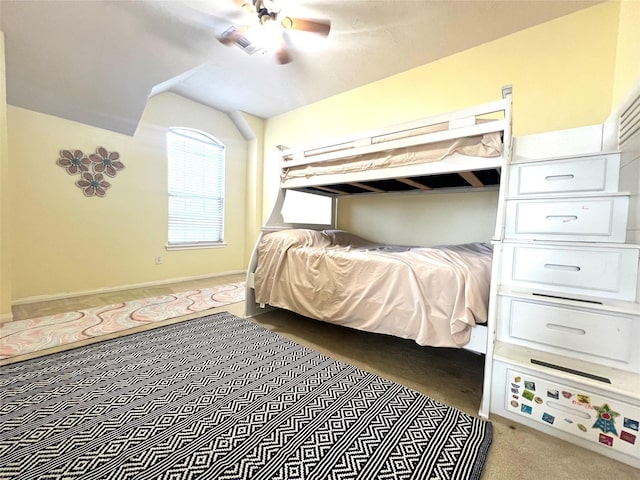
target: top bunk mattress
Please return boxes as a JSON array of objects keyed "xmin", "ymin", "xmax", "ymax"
[
  {"xmin": 253, "ymin": 229, "xmax": 493, "ymax": 348},
  {"xmin": 282, "ymin": 125, "xmax": 503, "ymax": 184}
]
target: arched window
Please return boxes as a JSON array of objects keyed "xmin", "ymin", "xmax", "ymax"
[{"xmin": 166, "ymin": 128, "xmax": 225, "ymax": 248}]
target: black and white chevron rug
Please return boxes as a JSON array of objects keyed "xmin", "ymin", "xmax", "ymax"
[{"xmin": 0, "ymin": 312, "xmax": 492, "ymax": 479}]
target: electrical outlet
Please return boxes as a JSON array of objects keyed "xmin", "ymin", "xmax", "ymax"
[{"xmin": 155, "ymin": 256, "xmax": 163, "ymax": 265}]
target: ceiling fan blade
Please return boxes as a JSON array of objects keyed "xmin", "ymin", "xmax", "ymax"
[
  {"xmin": 282, "ymin": 17, "xmax": 331, "ymax": 36},
  {"xmin": 217, "ymin": 25, "xmax": 243, "ymax": 45},
  {"xmin": 275, "ymin": 30, "xmax": 292, "ymax": 64},
  {"xmin": 275, "ymin": 45, "xmax": 292, "ymax": 64},
  {"xmin": 217, "ymin": 25, "xmax": 264, "ymax": 55}
]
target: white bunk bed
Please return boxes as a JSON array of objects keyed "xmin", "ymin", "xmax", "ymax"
[{"xmin": 246, "ymin": 86, "xmax": 513, "ymax": 356}]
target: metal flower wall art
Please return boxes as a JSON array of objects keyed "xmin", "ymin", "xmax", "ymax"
[{"xmin": 56, "ymin": 147, "xmax": 125, "ymax": 197}]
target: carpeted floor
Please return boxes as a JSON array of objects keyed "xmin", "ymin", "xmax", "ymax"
[
  {"xmin": 0, "ymin": 282, "xmax": 245, "ymax": 359},
  {"xmin": 0, "ymin": 312, "xmax": 492, "ymax": 480}
]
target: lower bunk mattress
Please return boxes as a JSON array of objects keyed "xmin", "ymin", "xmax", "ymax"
[{"xmin": 253, "ymin": 229, "xmax": 492, "ymax": 348}]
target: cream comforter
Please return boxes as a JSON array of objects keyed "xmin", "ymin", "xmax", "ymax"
[
  {"xmin": 281, "ymin": 130, "xmax": 502, "ymax": 182},
  {"xmin": 254, "ymin": 229, "xmax": 493, "ymax": 348}
]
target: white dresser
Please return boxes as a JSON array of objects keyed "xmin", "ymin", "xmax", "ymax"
[{"xmin": 488, "ymin": 128, "xmax": 640, "ymax": 468}]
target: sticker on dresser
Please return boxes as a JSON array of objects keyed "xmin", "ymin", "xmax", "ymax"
[{"xmin": 506, "ymin": 369, "xmax": 640, "ymax": 460}]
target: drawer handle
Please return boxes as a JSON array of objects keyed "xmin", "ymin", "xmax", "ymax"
[
  {"xmin": 545, "ymin": 174, "xmax": 575, "ymax": 181},
  {"xmin": 545, "ymin": 215, "xmax": 578, "ymax": 222},
  {"xmin": 544, "ymin": 263, "xmax": 581, "ymax": 272},
  {"xmin": 545, "ymin": 400, "xmax": 591, "ymax": 419},
  {"xmin": 546, "ymin": 323, "xmax": 586, "ymax": 335}
]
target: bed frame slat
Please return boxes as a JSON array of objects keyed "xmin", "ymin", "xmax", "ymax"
[
  {"xmin": 459, "ymin": 171, "xmax": 485, "ymax": 187},
  {"xmin": 348, "ymin": 182, "xmax": 386, "ymax": 193},
  {"xmin": 396, "ymin": 178, "xmax": 433, "ymax": 191},
  {"xmin": 313, "ymin": 185, "xmax": 348, "ymax": 195}
]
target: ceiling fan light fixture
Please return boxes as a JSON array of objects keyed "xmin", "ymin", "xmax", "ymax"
[
  {"xmin": 244, "ymin": 19, "xmax": 283, "ymax": 54},
  {"xmin": 280, "ymin": 16, "xmax": 294, "ymax": 30},
  {"xmin": 262, "ymin": 20, "xmax": 285, "ymax": 53},
  {"xmin": 225, "ymin": 0, "xmax": 331, "ymax": 64}
]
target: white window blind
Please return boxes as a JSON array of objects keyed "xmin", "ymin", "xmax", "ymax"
[{"xmin": 167, "ymin": 128, "xmax": 225, "ymax": 247}]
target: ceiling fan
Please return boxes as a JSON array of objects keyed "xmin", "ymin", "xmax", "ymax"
[{"xmin": 217, "ymin": 0, "xmax": 331, "ymax": 64}]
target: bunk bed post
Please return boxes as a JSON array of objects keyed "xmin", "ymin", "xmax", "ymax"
[
  {"xmin": 493, "ymin": 84, "xmax": 513, "ymax": 241},
  {"xmin": 478, "ymin": 242, "xmax": 503, "ymax": 419},
  {"xmin": 245, "ymin": 189, "xmax": 289, "ymax": 318},
  {"xmin": 479, "ymin": 84, "xmax": 513, "ymax": 419}
]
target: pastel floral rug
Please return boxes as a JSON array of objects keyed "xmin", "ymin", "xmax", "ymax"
[{"xmin": 0, "ymin": 282, "xmax": 245, "ymax": 360}]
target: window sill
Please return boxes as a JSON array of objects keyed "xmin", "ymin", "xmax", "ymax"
[{"xmin": 166, "ymin": 242, "xmax": 227, "ymax": 251}]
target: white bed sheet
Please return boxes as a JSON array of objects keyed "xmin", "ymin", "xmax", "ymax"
[{"xmin": 254, "ymin": 229, "xmax": 492, "ymax": 348}]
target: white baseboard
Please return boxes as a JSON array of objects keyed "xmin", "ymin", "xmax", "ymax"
[
  {"xmin": 12, "ymin": 270, "xmax": 246, "ymax": 306},
  {"xmin": 0, "ymin": 311, "xmax": 14, "ymax": 324}
]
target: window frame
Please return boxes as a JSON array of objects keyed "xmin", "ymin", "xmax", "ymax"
[{"xmin": 166, "ymin": 127, "xmax": 226, "ymax": 250}]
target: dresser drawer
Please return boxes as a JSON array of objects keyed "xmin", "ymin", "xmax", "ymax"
[
  {"xmin": 509, "ymin": 153, "xmax": 620, "ymax": 197},
  {"xmin": 505, "ymin": 195, "xmax": 629, "ymax": 242},
  {"xmin": 501, "ymin": 244, "xmax": 639, "ymax": 301},
  {"xmin": 497, "ymin": 296, "xmax": 636, "ymax": 368},
  {"xmin": 502, "ymin": 368, "xmax": 640, "ymax": 461}
]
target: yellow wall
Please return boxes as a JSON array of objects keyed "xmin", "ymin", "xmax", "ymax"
[
  {"xmin": 240, "ymin": 112, "xmax": 266, "ymax": 263},
  {"xmin": 262, "ymin": 2, "xmax": 622, "ymax": 241},
  {"xmin": 0, "ymin": 32, "xmax": 12, "ymax": 320},
  {"xmin": 339, "ymin": 190, "xmax": 500, "ymax": 246},
  {"xmin": 612, "ymin": 0, "xmax": 640, "ymax": 107},
  {"xmin": 8, "ymin": 93, "xmax": 248, "ymax": 301}
]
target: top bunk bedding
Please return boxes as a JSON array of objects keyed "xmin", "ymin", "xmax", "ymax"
[
  {"xmin": 253, "ymin": 229, "xmax": 493, "ymax": 348},
  {"xmin": 278, "ymin": 87, "xmax": 512, "ymax": 195},
  {"xmin": 282, "ymin": 122, "xmax": 502, "ymax": 181}
]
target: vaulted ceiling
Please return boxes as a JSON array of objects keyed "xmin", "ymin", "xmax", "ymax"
[{"xmin": 1, "ymin": 0, "xmax": 601, "ymax": 135}]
